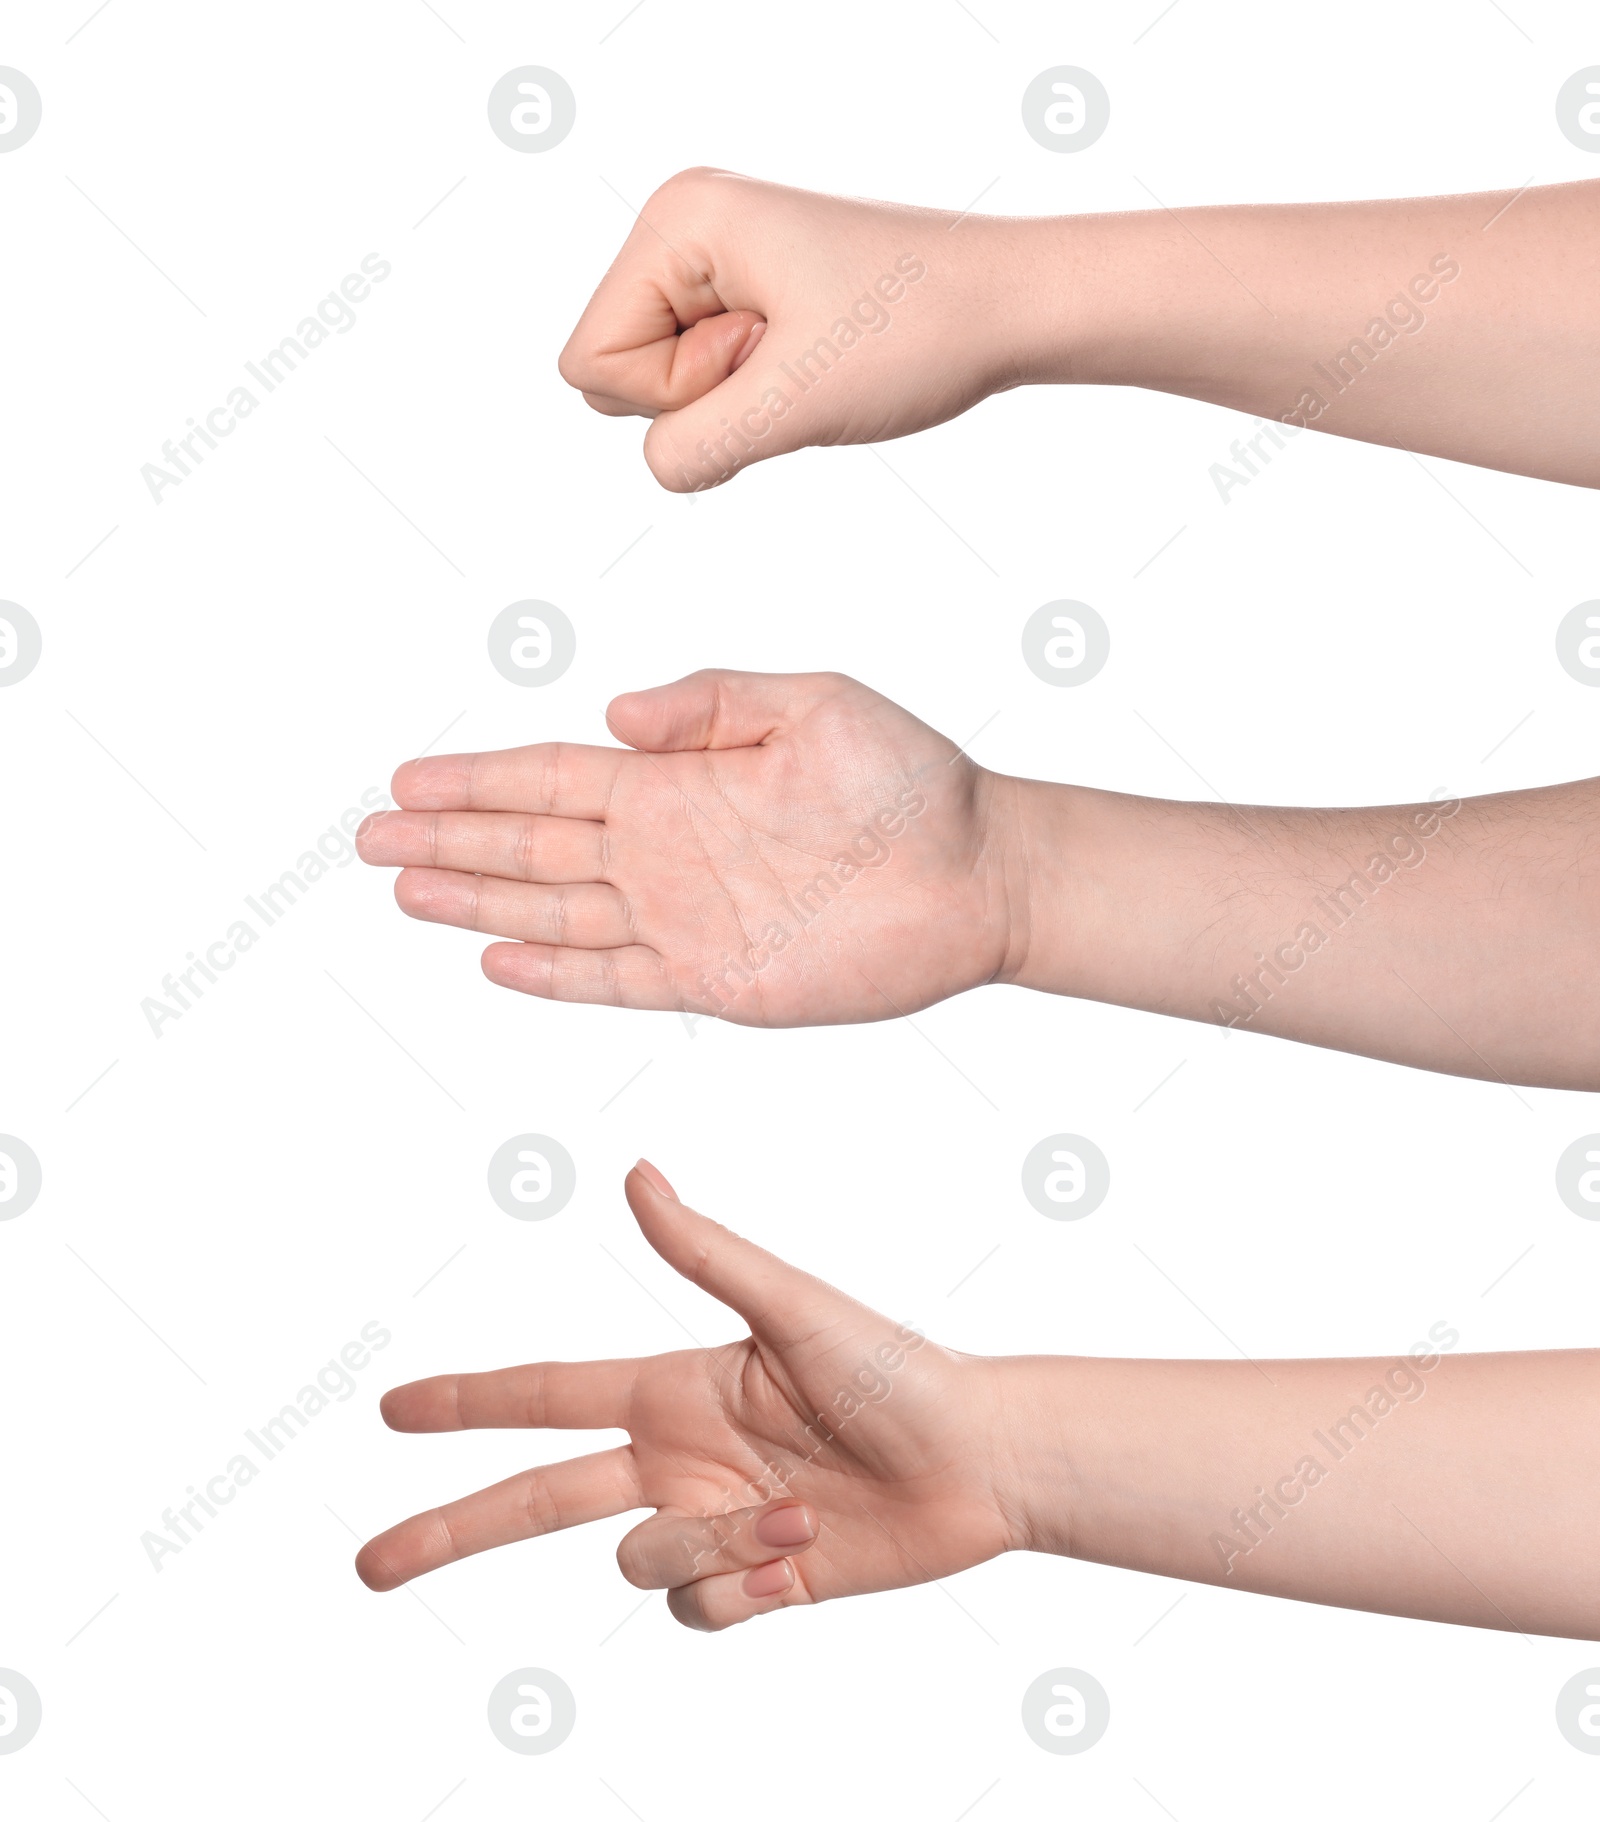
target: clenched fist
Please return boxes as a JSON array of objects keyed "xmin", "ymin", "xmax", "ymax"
[{"xmin": 558, "ymin": 169, "xmax": 1021, "ymax": 492}]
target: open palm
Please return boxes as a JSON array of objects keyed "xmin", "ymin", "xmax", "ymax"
[
  {"xmin": 355, "ymin": 1164, "xmax": 1014, "ymax": 1630},
  {"xmin": 356, "ymin": 671, "xmax": 1016, "ymax": 1026}
]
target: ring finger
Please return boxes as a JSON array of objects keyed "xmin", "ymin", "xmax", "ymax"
[
  {"xmin": 617, "ymin": 1500, "xmax": 818, "ymax": 1591},
  {"xmin": 396, "ymin": 870, "xmax": 637, "ymax": 947}
]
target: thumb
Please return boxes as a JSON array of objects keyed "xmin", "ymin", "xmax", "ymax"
[
  {"xmin": 624, "ymin": 1161, "xmax": 854, "ymax": 1347},
  {"xmin": 606, "ymin": 669, "xmax": 832, "ymax": 752},
  {"xmin": 595, "ymin": 309, "xmax": 767, "ymax": 417},
  {"xmin": 642, "ymin": 342, "xmax": 821, "ymax": 493}
]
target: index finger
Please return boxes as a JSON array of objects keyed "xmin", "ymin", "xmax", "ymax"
[
  {"xmin": 390, "ymin": 742, "xmax": 626, "ymax": 820},
  {"xmin": 381, "ymin": 1357, "xmax": 640, "ymax": 1432}
]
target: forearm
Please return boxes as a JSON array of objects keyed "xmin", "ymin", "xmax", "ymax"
[
  {"xmin": 979, "ymin": 181, "xmax": 1600, "ymax": 489},
  {"xmin": 990, "ymin": 1346, "xmax": 1600, "ymax": 1639},
  {"xmin": 989, "ymin": 771, "xmax": 1600, "ymax": 1088}
]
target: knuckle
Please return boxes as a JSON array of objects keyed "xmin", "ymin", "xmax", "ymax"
[
  {"xmin": 552, "ymin": 950, "xmax": 593, "ymax": 1005},
  {"xmin": 651, "ymin": 165, "xmax": 717, "ymax": 211},
  {"xmin": 521, "ymin": 1476, "xmax": 562, "ymax": 1538},
  {"xmin": 522, "ymin": 1362, "xmax": 546, "ymax": 1428},
  {"xmin": 428, "ymin": 1506, "xmax": 459, "ymax": 1566},
  {"xmin": 598, "ymin": 948, "xmax": 622, "ymax": 1006},
  {"xmin": 512, "ymin": 815, "xmax": 539, "ymax": 880}
]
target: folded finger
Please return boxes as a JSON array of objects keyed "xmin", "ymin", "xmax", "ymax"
[
  {"xmin": 481, "ymin": 940, "xmax": 679, "ymax": 1011},
  {"xmin": 397, "ymin": 873, "xmax": 635, "ymax": 947},
  {"xmin": 562, "ymin": 252, "xmax": 765, "ymax": 415},
  {"xmin": 358, "ymin": 810, "xmax": 606, "ymax": 882},
  {"xmin": 580, "ymin": 388, "xmax": 659, "ymax": 421},
  {"xmin": 391, "ymin": 744, "xmax": 625, "ymax": 820},
  {"xmin": 381, "ymin": 1358, "xmax": 641, "ymax": 1432},
  {"xmin": 666, "ymin": 1556, "xmax": 811, "ymax": 1632},
  {"xmin": 617, "ymin": 1501, "xmax": 818, "ymax": 1591},
  {"xmin": 356, "ymin": 1446, "xmax": 641, "ymax": 1591}
]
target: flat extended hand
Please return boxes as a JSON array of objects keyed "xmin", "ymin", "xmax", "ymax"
[{"xmin": 356, "ymin": 669, "xmax": 1013, "ymax": 1025}]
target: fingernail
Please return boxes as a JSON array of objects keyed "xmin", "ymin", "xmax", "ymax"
[
  {"xmin": 755, "ymin": 1505, "xmax": 815, "ymax": 1548},
  {"xmin": 742, "ymin": 1557, "xmax": 793, "ymax": 1599},
  {"xmin": 356, "ymin": 814, "xmax": 377, "ymax": 840},
  {"xmin": 730, "ymin": 318, "xmax": 767, "ymax": 372},
  {"xmin": 634, "ymin": 1158, "xmax": 678, "ymax": 1201}
]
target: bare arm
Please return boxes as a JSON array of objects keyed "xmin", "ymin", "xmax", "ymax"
[
  {"xmin": 994, "ymin": 771, "xmax": 1600, "ymax": 1089},
  {"xmin": 561, "ymin": 171, "xmax": 1600, "ymax": 492},
  {"xmin": 1029, "ymin": 180, "xmax": 1600, "ymax": 490},
  {"xmin": 1000, "ymin": 1340, "xmax": 1599, "ymax": 1640}
]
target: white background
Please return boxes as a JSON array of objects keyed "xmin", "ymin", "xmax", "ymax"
[{"xmin": 4, "ymin": 0, "xmax": 1600, "ymax": 1814}]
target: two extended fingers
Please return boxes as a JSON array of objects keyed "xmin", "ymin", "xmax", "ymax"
[
  {"xmin": 359, "ymin": 1359, "xmax": 644, "ymax": 1591},
  {"xmin": 362, "ymin": 1360, "xmax": 816, "ymax": 1626}
]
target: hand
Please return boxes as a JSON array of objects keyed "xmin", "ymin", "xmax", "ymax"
[
  {"xmin": 558, "ymin": 168, "xmax": 1019, "ymax": 492},
  {"xmin": 354, "ymin": 1162, "xmax": 1017, "ymax": 1630},
  {"xmin": 356, "ymin": 669, "xmax": 1021, "ymax": 1026}
]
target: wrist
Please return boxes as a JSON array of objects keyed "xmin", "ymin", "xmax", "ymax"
[
  {"xmin": 986, "ymin": 210, "xmax": 1138, "ymax": 389},
  {"xmin": 935, "ymin": 215, "xmax": 1056, "ymax": 397},
  {"xmin": 978, "ymin": 771, "xmax": 1109, "ymax": 1000},
  {"xmin": 979, "ymin": 1355, "xmax": 1085, "ymax": 1558}
]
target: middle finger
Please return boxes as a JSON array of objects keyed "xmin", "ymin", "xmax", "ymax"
[
  {"xmin": 359, "ymin": 809, "xmax": 607, "ymax": 883},
  {"xmin": 356, "ymin": 1446, "xmax": 641, "ymax": 1591}
]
